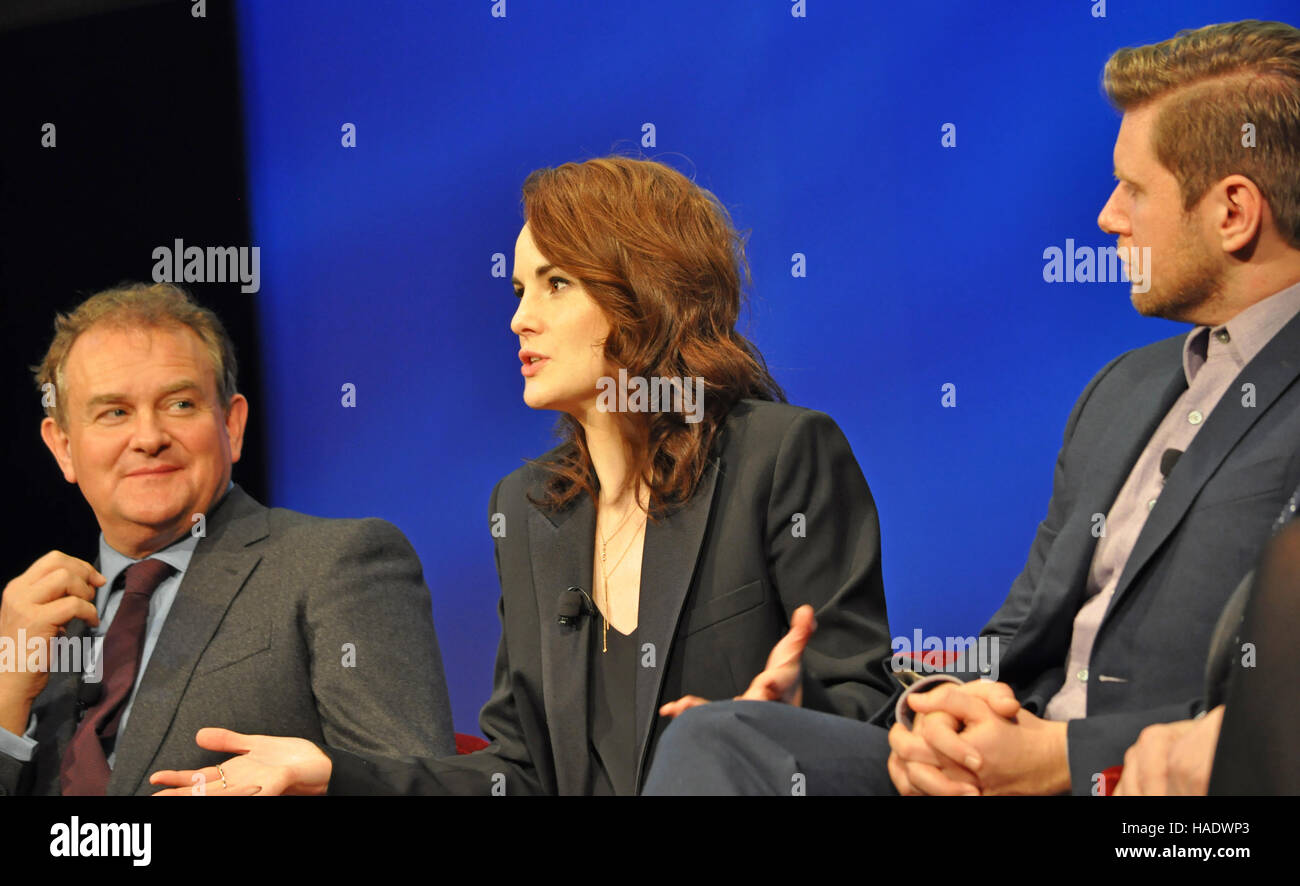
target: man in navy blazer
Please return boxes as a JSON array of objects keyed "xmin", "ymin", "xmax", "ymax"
[{"xmin": 642, "ymin": 19, "xmax": 1300, "ymax": 795}]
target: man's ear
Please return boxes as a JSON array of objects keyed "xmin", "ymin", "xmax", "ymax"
[
  {"xmin": 1212, "ymin": 174, "xmax": 1265, "ymax": 255},
  {"xmin": 40, "ymin": 417, "xmax": 77, "ymax": 484},
  {"xmin": 224, "ymin": 393, "xmax": 249, "ymax": 465}
]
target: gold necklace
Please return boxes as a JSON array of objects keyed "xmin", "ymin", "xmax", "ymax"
[
  {"xmin": 598, "ymin": 498, "xmax": 638, "ymax": 556},
  {"xmin": 596, "ymin": 510, "xmax": 646, "ymax": 652}
]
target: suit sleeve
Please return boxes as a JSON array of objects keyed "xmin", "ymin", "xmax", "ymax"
[
  {"xmin": 325, "ymin": 480, "xmax": 550, "ymax": 795},
  {"xmin": 765, "ymin": 410, "xmax": 894, "ymax": 720},
  {"xmin": 1067, "ymin": 701, "xmax": 1201, "ymax": 795},
  {"xmin": 326, "ymin": 594, "xmax": 548, "ymax": 795},
  {"xmin": 979, "ymin": 353, "xmax": 1125, "ymax": 650},
  {"xmin": 305, "ymin": 518, "xmax": 456, "ymax": 761},
  {"xmin": 0, "ymin": 715, "xmax": 37, "ymax": 796},
  {"xmin": 864, "ymin": 364, "xmax": 1128, "ymax": 730},
  {"xmin": 988, "ymin": 352, "xmax": 1208, "ymax": 794}
]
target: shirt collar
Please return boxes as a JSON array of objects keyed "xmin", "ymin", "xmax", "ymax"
[
  {"xmin": 94, "ymin": 480, "xmax": 233, "ymax": 612},
  {"xmin": 1182, "ymin": 278, "xmax": 1300, "ymax": 385},
  {"xmin": 96, "ymin": 532, "xmax": 197, "ymax": 615}
]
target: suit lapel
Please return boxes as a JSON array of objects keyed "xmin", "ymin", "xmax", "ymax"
[
  {"xmin": 1025, "ymin": 364, "xmax": 1187, "ymax": 632},
  {"xmin": 528, "ymin": 456, "xmax": 720, "ymax": 794},
  {"xmin": 1105, "ymin": 311, "xmax": 1300, "ymax": 620},
  {"xmin": 995, "ymin": 357, "xmax": 1185, "ymax": 680},
  {"xmin": 632, "ymin": 458, "xmax": 719, "ymax": 789},
  {"xmin": 51, "ymin": 565, "xmax": 103, "ymax": 768},
  {"xmin": 530, "ymin": 490, "xmax": 596, "ymax": 796},
  {"xmin": 107, "ymin": 487, "xmax": 267, "ymax": 795},
  {"xmin": 1076, "ymin": 366, "xmax": 1188, "ymax": 538},
  {"xmin": 48, "ymin": 619, "xmax": 94, "ymax": 772}
]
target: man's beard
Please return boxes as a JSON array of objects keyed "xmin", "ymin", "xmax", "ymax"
[{"xmin": 1130, "ymin": 219, "xmax": 1225, "ymax": 323}]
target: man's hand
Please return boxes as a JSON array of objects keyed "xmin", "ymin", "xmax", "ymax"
[
  {"xmin": 886, "ymin": 681, "xmax": 1017, "ymax": 795},
  {"xmin": 0, "ymin": 552, "xmax": 104, "ymax": 734},
  {"xmin": 887, "ymin": 710, "xmax": 981, "ymax": 796},
  {"xmin": 149, "ymin": 728, "xmax": 333, "ymax": 796},
  {"xmin": 1114, "ymin": 706, "xmax": 1224, "ymax": 796},
  {"xmin": 904, "ymin": 682, "xmax": 1069, "ymax": 795},
  {"xmin": 659, "ymin": 604, "xmax": 817, "ymax": 719}
]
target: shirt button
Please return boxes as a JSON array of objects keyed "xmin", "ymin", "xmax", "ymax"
[
  {"xmin": 1188, "ymin": 410, "xmax": 1203, "ymax": 425},
  {"xmin": 1077, "ymin": 669, "xmax": 1088, "ymax": 682},
  {"xmin": 1215, "ymin": 329, "xmax": 1231, "ymax": 343},
  {"xmin": 1147, "ymin": 498, "xmax": 1157, "ymax": 511}
]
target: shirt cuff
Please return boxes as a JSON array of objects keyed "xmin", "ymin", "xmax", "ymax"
[
  {"xmin": 894, "ymin": 674, "xmax": 964, "ymax": 730},
  {"xmin": 0, "ymin": 714, "xmax": 38, "ymax": 762}
]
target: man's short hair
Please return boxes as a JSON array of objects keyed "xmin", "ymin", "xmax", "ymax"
[
  {"xmin": 33, "ymin": 282, "xmax": 239, "ymax": 428},
  {"xmin": 1104, "ymin": 20, "xmax": 1300, "ymax": 248}
]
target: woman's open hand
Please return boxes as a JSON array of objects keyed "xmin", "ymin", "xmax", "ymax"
[{"xmin": 149, "ymin": 727, "xmax": 333, "ymax": 796}]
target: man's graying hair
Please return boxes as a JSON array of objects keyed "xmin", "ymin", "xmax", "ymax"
[{"xmin": 33, "ymin": 282, "xmax": 238, "ymax": 428}]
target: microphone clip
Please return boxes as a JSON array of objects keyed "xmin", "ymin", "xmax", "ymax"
[{"xmin": 556, "ymin": 586, "xmax": 595, "ymax": 627}]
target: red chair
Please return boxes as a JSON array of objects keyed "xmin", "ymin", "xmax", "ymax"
[
  {"xmin": 1098, "ymin": 765, "xmax": 1123, "ymax": 795},
  {"xmin": 455, "ymin": 733, "xmax": 489, "ymax": 755}
]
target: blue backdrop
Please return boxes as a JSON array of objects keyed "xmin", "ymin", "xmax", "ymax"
[{"xmin": 233, "ymin": 0, "xmax": 1297, "ymax": 734}]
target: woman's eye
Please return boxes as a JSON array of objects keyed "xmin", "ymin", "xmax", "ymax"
[{"xmin": 514, "ymin": 277, "xmax": 570, "ymax": 298}]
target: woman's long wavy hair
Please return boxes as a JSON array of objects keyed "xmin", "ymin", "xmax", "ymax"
[{"xmin": 523, "ymin": 155, "xmax": 785, "ymax": 518}]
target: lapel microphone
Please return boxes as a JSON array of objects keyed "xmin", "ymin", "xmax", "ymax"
[
  {"xmin": 74, "ymin": 622, "xmax": 103, "ymax": 720},
  {"xmin": 73, "ymin": 563, "xmax": 113, "ymax": 720},
  {"xmin": 1159, "ymin": 448, "xmax": 1183, "ymax": 480},
  {"xmin": 557, "ymin": 586, "xmax": 595, "ymax": 626},
  {"xmin": 76, "ymin": 675, "xmax": 103, "ymax": 711}
]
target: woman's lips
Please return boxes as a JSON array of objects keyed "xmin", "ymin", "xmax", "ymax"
[{"xmin": 521, "ymin": 357, "xmax": 549, "ymax": 377}]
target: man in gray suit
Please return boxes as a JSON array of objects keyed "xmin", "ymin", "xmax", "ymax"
[{"xmin": 0, "ymin": 282, "xmax": 453, "ymax": 795}]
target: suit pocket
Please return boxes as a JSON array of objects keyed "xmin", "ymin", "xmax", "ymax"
[
  {"xmin": 683, "ymin": 579, "xmax": 766, "ymax": 637},
  {"xmin": 193, "ymin": 623, "xmax": 273, "ymax": 676},
  {"xmin": 1191, "ymin": 454, "xmax": 1292, "ymax": 509}
]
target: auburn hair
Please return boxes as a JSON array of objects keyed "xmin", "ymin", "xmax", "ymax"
[
  {"xmin": 1104, "ymin": 20, "xmax": 1300, "ymax": 247},
  {"xmin": 521, "ymin": 155, "xmax": 785, "ymax": 517}
]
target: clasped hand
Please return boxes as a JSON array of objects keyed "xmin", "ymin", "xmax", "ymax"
[{"xmin": 887, "ymin": 681, "xmax": 1070, "ymax": 796}]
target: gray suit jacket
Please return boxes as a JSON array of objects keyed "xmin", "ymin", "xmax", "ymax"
[{"xmin": 0, "ymin": 484, "xmax": 454, "ymax": 795}]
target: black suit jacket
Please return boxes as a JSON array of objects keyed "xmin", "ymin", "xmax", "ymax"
[
  {"xmin": 1209, "ymin": 519, "xmax": 1300, "ymax": 794},
  {"xmin": 1199, "ymin": 478, "xmax": 1299, "ymax": 712},
  {"xmin": 326, "ymin": 399, "xmax": 893, "ymax": 794},
  {"xmin": 0, "ymin": 485, "xmax": 454, "ymax": 795},
  {"xmin": 880, "ymin": 309, "xmax": 1300, "ymax": 794}
]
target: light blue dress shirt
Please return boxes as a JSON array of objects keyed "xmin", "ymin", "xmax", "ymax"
[{"xmin": 0, "ymin": 506, "xmax": 215, "ymax": 767}]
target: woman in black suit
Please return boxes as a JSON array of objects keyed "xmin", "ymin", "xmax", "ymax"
[{"xmin": 150, "ymin": 156, "xmax": 893, "ymax": 795}]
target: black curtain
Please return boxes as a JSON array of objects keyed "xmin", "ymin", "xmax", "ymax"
[{"xmin": 0, "ymin": 0, "xmax": 266, "ymax": 580}]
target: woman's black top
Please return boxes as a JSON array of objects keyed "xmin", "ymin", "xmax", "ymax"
[{"xmin": 588, "ymin": 620, "xmax": 639, "ymax": 796}]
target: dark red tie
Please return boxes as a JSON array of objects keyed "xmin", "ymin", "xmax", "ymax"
[{"xmin": 60, "ymin": 558, "xmax": 174, "ymax": 796}]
